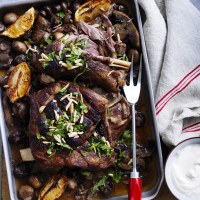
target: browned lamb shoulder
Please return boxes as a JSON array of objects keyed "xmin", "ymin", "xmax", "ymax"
[
  {"xmin": 29, "ymin": 81, "xmax": 130, "ymax": 171},
  {"xmin": 31, "ymin": 33, "xmax": 126, "ymax": 92}
]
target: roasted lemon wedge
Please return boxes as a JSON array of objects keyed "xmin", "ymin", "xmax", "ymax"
[
  {"xmin": 38, "ymin": 175, "xmax": 67, "ymax": 200},
  {"xmin": 2, "ymin": 7, "xmax": 35, "ymax": 38},
  {"xmin": 75, "ymin": 0, "xmax": 111, "ymax": 22},
  {"xmin": 7, "ymin": 62, "xmax": 31, "ymax": 103},
  {"xmin": 0, "ymin": 69, "xmax": 7, "ymax": 79}
]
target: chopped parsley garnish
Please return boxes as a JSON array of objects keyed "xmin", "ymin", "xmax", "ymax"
[
  {"xmin": 58, "ymin": 87, "xmax": 68, "ymax": 95},
  {"xmin": 119, "ymin": 129, "xmax": 132, "ymax": 146},
  {"xmin": 37, "ymin": 91, "xmax": 89, "ymax": 156},
  {"xmin": 92, "ymin": 169, "xmax": 124, "ymax": 193},
  {"xmin": 112, "ymin": 169, "xmax": 123, "ymax": 183},
  {"xmin": 47, "ymin": 51, "xmax": 56, "ymax": 61},
  {"xmin": 56, "ymin": 12, "xmax": 65, "ymax": 18},
  {"xmin": 28, "ymin": 38, "xmax": 34, "ymax": 44},
  {"xmin": 92, "ymin": 175, "xmax": 108, "ymax": 193},
  {"xmin": 80, "ymin": 170, "xmax": 92, "ymax": 176},
  {"xmin": 44, "ymin": 36, "xmax": 54, "ymax": 45},
  {"xmin": 88, "ymin": 136, "xmax": 113, "ymax": 158},
  {"xmin": 41, "ymin": 62, "xmax": 49, "ymax": 69},
  {"xmin": 39, "ymin": 40, "xmax": 88, "ymax": 70},
  {"xmin": 115, "ymin": 53, "xmax": 129, "ymax": 61},
  {"xmin": 40, "ymin": 35, "xmax": 54, "ymax": 48}
]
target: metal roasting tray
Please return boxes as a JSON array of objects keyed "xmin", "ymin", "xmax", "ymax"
[{"xmin": 0, "ymin": 0, "xmax": 164, "ymax": 199}]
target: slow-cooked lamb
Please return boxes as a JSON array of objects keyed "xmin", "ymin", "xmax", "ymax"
[
  {"xmin": 31, "ymin": 33, "xmax": 127, "ymax": 91},
  {"xmin": 29, "ymin": 81, "xmax": 131, "ymax": 171},
  {"xmin": 0, "ymin": 0, "xmax": 155, "ymax": 199},
  {"xmin": 30, "ymin": 5, "xmax": 140, "ymax": 92}
]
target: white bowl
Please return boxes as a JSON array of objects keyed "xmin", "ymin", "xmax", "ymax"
[{"xmin": 165, "ymin": 137, "xmax": 200, "ymax": 200}]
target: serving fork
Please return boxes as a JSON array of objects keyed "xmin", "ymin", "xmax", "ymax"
[{"xmin": 123, "ymin": 55, "xmax": 143, "ymax": 200}]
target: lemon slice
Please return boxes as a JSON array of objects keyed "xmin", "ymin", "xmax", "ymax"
[
  {"xmin": 75, "ymin": 0, "xmax": 111, "ymax": 22},
  {"xmin": 7, "ymin": 62, "xmax": 31, "ymax": 103},
  {"xmin": 0, "ymin": 69, "xmax": 7, "ymax": 79},
  {"xmin": 2, "ymin": 7, "xmax": 35, "ymax": 38}
]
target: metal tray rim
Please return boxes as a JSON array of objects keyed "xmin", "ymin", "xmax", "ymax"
[{"xmin": 0, "ymin": 0, "xmax": 164, "ymax": 199}]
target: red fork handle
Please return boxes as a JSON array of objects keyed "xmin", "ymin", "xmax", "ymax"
[{"xmin": 128, "ymin": 177, "xmax": 142, "ymax": 200}]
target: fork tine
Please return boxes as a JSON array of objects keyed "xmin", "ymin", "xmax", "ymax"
[
  {"xmin": 129, "ymin": 55, "xmax": 134, "ymax": 86},
  {"xmin": 136, "ymin": 54, "xmax": 142, "ymax": 86}
]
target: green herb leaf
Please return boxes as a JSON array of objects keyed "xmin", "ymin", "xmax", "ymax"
[
  {"xmin": 44, "ymin": 37, "xmax": 53, "ymax": 45},
  {"xmin": 83, "ymin": 39, "xmax": 89, "ymax": 49},
  {"xmin": 80, "ymin": 103, "xmax": 88, "ymax": 114},
  {"xmin": 118, "ymin": 130, "xmax": 132, "ymax": 146},
  {"xmin": 28, "ymin": 38, "xmax": 34, "ymax": 44},
  {"xmin": 88, "ymin": 136, "xmax": 113, "ymax": 157},
  {"xmin": 80, "ymin": 170, "xmax": 92, "ymax": 176},
  {"xmin": 71, "ymin": 47, "xmax": 80, "ymax": 56},
  {"xmin": 48, "ymin": 51, "xmax": 56, "ymax": 61},
  {"xmin": 112, "ymin": 170, "xmax": 123, "ymax": 183},
  {"xmin": 42, "ymin": 62, "xmax": 49, "ymax": 69},
  {"xmin": 58, "ymin": 87, "xmax": 67, "ymax": 95},
  {"xmin": 123, "ymin": 130, "xmax": 131, "ymax": 140},
  {"xmin": 73, "ymin": 63, "xmax": 89, "ymax": 82},
  {"xmin": 36, "ymin": 132, "xmax": 41, "ymax": 140},
  {"xmin": 92, "ymin": 175, "xmax": 108, "ymax": 193},
  {"xmin": 56, "ymin": 12, "xmax": 65, "ymax": 18}
]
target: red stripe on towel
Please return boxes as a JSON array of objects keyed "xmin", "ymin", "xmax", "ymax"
[
  {"xmin": 182, "ymin": 128, "xmax": 200, "ymax": 133},
  {"xmin": 182, "ymin": 122, "xmax": 200, "ymax": 133},
  {"xmin": 156, "ymin": 65, "xmax": 200, "ymax": 115},
  {"xmin": 155, "ymin": 65, "xmax": 200, "ymax": 108},
  {"xmin": 182, "ymin": 122, "xmax": 200, "ymax": 131}
]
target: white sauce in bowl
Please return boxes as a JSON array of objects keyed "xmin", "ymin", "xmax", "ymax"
[{"xmin": 172, "ymin": 144, "xmax": 200, "ymax": 197}]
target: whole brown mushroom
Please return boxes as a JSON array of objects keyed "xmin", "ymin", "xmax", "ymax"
[
  {"xmin": 0, "ymin": 41, "xmax": 11, "ymax": 52},
  {"xmin": 112, "ymin": 10, "xmax": 140, "ymax": 49},
  {"xmin": 0, "ymin": 75, "xmax": 8, "ymax": 87},
  {"xmin": 61, "ymin": 2, "xmax": 68, "ymax": 12},
  {"xmin": 0, "ymin": 22, "xmax": 5, "ymax": 32},
  {"xmin": 18, "ymin": 185, "xmax": 34, "ymax": 200},
  {"xmin": 43, "ymin": 5, "xmax": 52, "ymax": 16},
  {"xmin": 0, "ymin": 53, "xmax": 12, "ymax": 68},
  {"xmin": 72, "ymin": 2, "xmax": 81, "ymax": 13},
  {"xmin": 12, "ymin": 101, "xmax": 29, "ymax": 119},
  {"xmin": 53, "ymin": 4, "xmax": 62, "ymax": 12},
  {"xmin": 63, "ymin": 13, "xmax": 72, "ymax": 24},
  {"xmin": 13, "ymin": 162, "xmax": 32, "ymax": 178},
  {"xmin": 13, "ymin": 54, "xmax": 26, "ymax": 65},
  {"xmin": 3, "ymin": 12, "xmax": 18, "ymax": 25},
  {"xmin": 28, "ymin": 176, "xmax": 43, "ymax": 189},
  {"xmin": 67, "ymin": 178, "xmax": 77, "ymax": 189},
  {"xmin": 8, "ymin": 130, "xmax": 27, "ymax": 145},
  {"xmin": 12, "ymin": 41, "xmax": 27, "ymax": 53},
  {"xmin": 53, "ymin": 32, "xmax": 64, "ymax": 40}
]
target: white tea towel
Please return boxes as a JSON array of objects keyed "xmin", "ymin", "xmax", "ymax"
[
  {"xmin": 139, "ymin": 0, "xmax": 167, "ymax": 97},
  {"xmin": 138, "ymin": 0, "xmax": 200, "ymax": 146}
]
